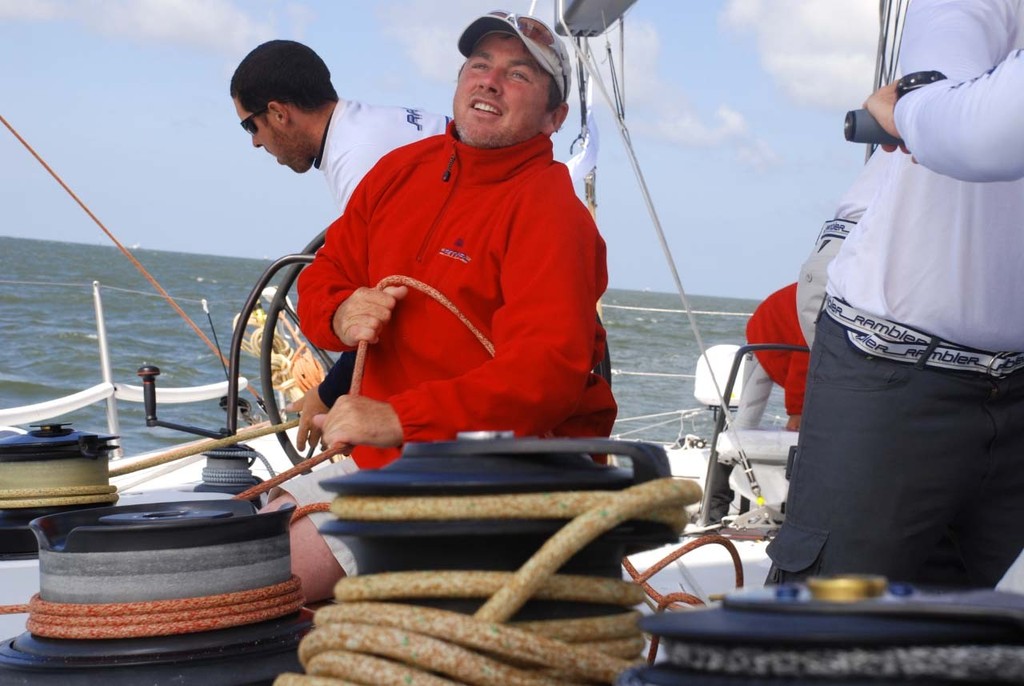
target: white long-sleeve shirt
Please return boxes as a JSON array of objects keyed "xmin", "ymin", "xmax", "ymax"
[
  {"xmin": 828, "ymin": 0, "xmax": 1024, "ymax": 351},
  {"xmin": 896, "ymin": 0, "xmax": 1024, "ymax": 181}
]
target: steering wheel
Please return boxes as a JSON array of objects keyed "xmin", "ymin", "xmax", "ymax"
[{"xmin": 259, "ymin": 230, "xmax": 335, "ymax": 465}]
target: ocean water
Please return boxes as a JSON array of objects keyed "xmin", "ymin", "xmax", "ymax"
[{"xmin": 0, "ymin": 236, "xmax": 772, "ymax": 455}]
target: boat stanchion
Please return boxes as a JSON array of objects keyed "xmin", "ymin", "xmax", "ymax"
[
  {"xmin": 277, "ymin": 434, "xmax": 702, "ymax": 685},
  {"xmin": 0, "ymin": 500, "xmax": 312, "ymax": 685}
]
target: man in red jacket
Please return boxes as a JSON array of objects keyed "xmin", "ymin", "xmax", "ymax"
[
  {"xmin": 298, "ymin": 11, "xmax": 617, "ymax": 469},
  {"xmin": 270, "ymin": 11, "xmax": 616, "ymax": 601}
]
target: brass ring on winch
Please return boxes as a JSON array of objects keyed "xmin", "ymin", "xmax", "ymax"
[{"xmin": 806, "ymin": 574, "xmax": 888, "ymax": 602}]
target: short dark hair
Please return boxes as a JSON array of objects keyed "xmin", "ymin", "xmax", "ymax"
[{"xmin": 230, "ymin": 40, "xmax": 339, "ymax": 113}]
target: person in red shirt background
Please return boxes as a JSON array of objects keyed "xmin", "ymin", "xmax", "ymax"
[
  {"xmin": 706, "ymin": 282, "xmax": 808, "ymax": 524},
  {"xmin": 746, "ymin": 282, "xmax": 808, "ymax": 431}
]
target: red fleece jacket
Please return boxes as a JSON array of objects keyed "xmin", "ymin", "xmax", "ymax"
[
  {"xmin": 297, "ymin": 124, "xmax": 617, "ymax": 468},
  {"xmin": 746, "ymin": 283, "xmax": 810, "ymax": 417}
]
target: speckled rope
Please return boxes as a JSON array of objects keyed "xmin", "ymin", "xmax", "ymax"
[
  {"xmin": 25, "ymin": 574, "xmax": 304, "ymax": 640},
  {"xmin": 280, "ymin": 607, "xmax": 638, "ymax": 685},
  {"xmin": 377, "ymin": 275, "xmax": 495, "ymax": 356},
  {"xmin": 476, "ymin": 479, "xmax": 700, "ymax": 623},
  {"xmin": 275, "ymin": 477, "xmax": 702, "ymax": 685},
  {"xmin": 109, "ymin": 418, "xmax": 301, "ymax": 477},
  {"xmin": 332, "ymin": 571, "xmax": 644, "ymax": 606},
  {"xmin": 0, "ymin": 483, "xmax": 118, "ymax": 508},
  {"xmin": 330, "ymin": 492, "xmax": 686, "ymax": 529},
  {"xmin": 347, "ymin": 275, "xmax": 495, "ymax": 402}
]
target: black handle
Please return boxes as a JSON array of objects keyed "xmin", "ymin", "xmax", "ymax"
[
  {"xmin": 498, "ymin": 437, "xmax": 672, "ymax": 484},
  {"xmin": 844, "ymin": 109, "xmax": 903, "ymax": 147}
]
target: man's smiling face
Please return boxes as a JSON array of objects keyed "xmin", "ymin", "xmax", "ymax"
[{"xmin": 453, "ymin": 33, "xmax": 566, "ymax": 149}]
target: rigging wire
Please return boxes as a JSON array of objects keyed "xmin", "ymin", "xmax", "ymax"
[
  {"xmin": 0, "ymin": 113, "xmax": 262, "ymax": 407},
  {"xmin": 555, "ymin": 4, "xmax": 767, "ymax": 507},
  {"xmin": 868, "ymin": 0, "xmax": 909, "ymax": 160}
]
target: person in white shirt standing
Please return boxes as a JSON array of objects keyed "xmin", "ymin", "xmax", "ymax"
[{"xmin": 768, "ymin": 0, "xmax": 1024, "ymax": 588}]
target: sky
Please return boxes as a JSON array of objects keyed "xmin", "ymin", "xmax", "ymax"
[{"xmin": 0, "ymin": 0, "xmax": 884, "ymax": 300}]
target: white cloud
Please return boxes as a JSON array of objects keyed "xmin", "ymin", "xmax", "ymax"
[
  {"xmin": 81, "ymin": 0, "xmax": 274, "ymax": 56},
  {"xmin": 736, "ymin": 137, "xmax": 781, "ymax": 171},
  {"xmin": 367, "ymin": 1, "xmax": 789, "ymax": 168},
  {"xmin": 376, "ymin": 0, "xmax": 501, "ymax": 83},
  {"xmin": 580, "ymin": 17, "xmax": 773, "ymax": 168},
  {"xmin": 722, "ymin": 0, "xmax": 878, "ymax": 110},
  {"xmin": 648, "ymin": 103, "xmax": 748, "ymax": 147},
  {"xmin": 0, "ymin": 0, "xmax": 276, "ymax": 56},
  {"xmin": 0, "ymin": 0, "xmax": 65, "ymax": 20}
]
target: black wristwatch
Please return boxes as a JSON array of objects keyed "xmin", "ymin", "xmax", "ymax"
[{"xmin": 895, "ymin": 70, "xmax": 947, "ymax": 100}]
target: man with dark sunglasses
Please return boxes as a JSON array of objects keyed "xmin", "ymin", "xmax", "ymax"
[
  {"xmin": 270, "ymin": 10, "xmax": 615, "ymax": 601},
  {"xmin": 230, "ymin": 40, "xmax": 450, "ymax": 455}
]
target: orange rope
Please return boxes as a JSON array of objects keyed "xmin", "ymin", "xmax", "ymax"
[
  {"xmin": 291, "ymin": 345, "xmax": 326, "ymax": 393},
  {"xmin": 622, "ymin": 534, "xmax": 745, "ymax": 664},
  {"xmin": 232, "ymin": 446, "xmax": 345, "ymax": 503},
  {"xmin": 349, "ymin": 274, "xmax": 495, "ymax": 400},
  {"xmin": 25, "ymin": 575, "xmax": 304, "ymax": 640},
  {"xmin": 622, "ymin": 534, "xmax": 744, "ymax": 611},
  {"xmin": 291, "ymin": 502, "xmax": 332, "ymax": 524},
  {"xmin": 377, "ymin": 275, "xmax": 495, "ymax": 355},
  {"xmin": 0, "ymin": 114, "xmax": 253, "ymax": 397}
]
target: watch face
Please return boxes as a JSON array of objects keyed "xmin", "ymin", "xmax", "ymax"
[{"xmin": 896, "ymin": 70, "xmax": 947, "ymax": 99}]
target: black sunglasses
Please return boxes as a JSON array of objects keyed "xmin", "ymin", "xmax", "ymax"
[{"xmin": 240, "ymin": 106, "xmax": 268, "ymax": 135}]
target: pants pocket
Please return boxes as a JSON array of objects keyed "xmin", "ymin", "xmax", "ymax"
[{"xmin": 766, "ymin": 520, "xmax": 828, "ymax": 581}]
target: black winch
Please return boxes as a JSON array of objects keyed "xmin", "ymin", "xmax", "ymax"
[
  {"xmin": 320, "ymin": 435, "xmax": 680, "ymax": 621},
  {"xmin": 0, "ymin": 500, "xmax": 310, "ymax": 685},
  {"xmin": 0, "ymin": 424, "xmax": 119, "ymax": 559},
  {"xmin": 619, "ymin": 577, "xmax": 1024, "ymax": 685},
  {"xmin": 195, "ymin": 443, "xmax": 264, "ymax": 497}
]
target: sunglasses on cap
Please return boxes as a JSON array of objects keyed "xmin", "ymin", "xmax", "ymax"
[
  {"xmin": 240, "ymin": 106, "xmax": 268, "ymax": 136},
  {"xmin": 488, "ymin": 10, "xmax": 557, "ymax": 48},
  {"xmin": 484, "ymin": 11, "xmax": 570, "ymax": 100}
]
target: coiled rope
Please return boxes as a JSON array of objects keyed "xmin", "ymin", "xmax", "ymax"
[
  {"xmin": 0, "ymin": 484, "xmax": 118, "ymax": 509},
  {"xmin": 23, "ymin": 575, "xmax": 305, "ymax": 640},
  {"xmin": 275, "ymin": 476, "xmax": 702, "ymax": 685},
  {"xmin": 237, "ymin": 306, "xmax": 325, "ymax": 403},
  {"xmin": 0, "ymin": 452, "xmax": 118, "ymax": 509},
  {"xmin": 202, "ymin": 445, "xmax": 277, "ymax": 485}
]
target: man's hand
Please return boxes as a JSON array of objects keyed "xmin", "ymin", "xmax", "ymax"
[
  {"xmin": 786, "ymin": 414, "xmax": 801, "ymax": 432},
  {"xmin": 864, "ymin": 81, "xmax": 910, "ymax": 154},
  {"xmin": 312, "ymin": 395, "xmax": 403, "ymax": 450},
  {"xmin": 332, "ymin": 285, "xmax": 408, "ymax": 346},
  {"xmin": 286, "ymin": 386, "xmax": 330, "ymax": 452}
]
